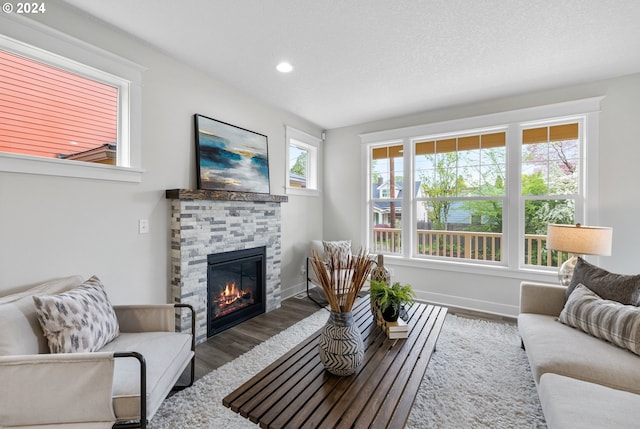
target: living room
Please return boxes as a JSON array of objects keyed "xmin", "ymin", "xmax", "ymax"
[
  {"xmin": 2, "ymin": 1, "xmax": 639, "ymax": 313},
  {"xmin": 2, "ymin": 1, "xmax": 640, "ymax": 427}
]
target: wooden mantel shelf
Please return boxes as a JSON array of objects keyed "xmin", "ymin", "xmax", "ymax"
[{"xmin": 165, "ymin": 189, "xmax": 288, "ymax": 203}]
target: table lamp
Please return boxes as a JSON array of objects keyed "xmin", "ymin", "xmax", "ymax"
[{"xmin": 546, "ymin": 223, "xmax": 612, "ymax": 286}]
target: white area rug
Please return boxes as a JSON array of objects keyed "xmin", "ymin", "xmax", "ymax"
[
  {"xmin": 407, "ymin": 315, "xmax": 546, "ymax": 429},
  {"xmin": 149, "ymin": 309, "xmax": 545, "ymax": 429}
]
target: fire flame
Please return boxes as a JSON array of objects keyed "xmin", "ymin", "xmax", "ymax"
[
  {"xmin": 212, "ymin": 282, "xmax": 255, "ymax": 318},
  {"xmin": 220, "ymin": 282, "xmax": 241, "ymax": 305}
]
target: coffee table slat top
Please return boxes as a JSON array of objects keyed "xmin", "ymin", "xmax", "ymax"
[{"xmin": 223, "ymin": 297, "xmax": 447, "ymax": 429}]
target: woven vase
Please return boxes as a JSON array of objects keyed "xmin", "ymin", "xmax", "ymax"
[
  {"xmin": 318, "ymin": 311, "xmax": 364, "ymax": 376},
  {"xmin": 370, "ymin": 254, "xmax": 391, "ymax": 285}
]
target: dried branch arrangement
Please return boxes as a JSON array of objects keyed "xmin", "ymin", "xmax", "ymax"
[{"xmin": 310, "ymin": 247, "xmax": 374, "ymax": 313}]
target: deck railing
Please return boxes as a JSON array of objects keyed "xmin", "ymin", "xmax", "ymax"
[{"xmin": 373, "ymin": 228, "xmax": 567, "ymax": 267}]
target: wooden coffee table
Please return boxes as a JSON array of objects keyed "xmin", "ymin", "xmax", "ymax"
[{"xmin": 223, "ymin": 297, "xmax": 448, "ymax": 429}]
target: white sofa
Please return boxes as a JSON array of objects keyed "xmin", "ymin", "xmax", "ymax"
[
  {"xmin": 518, "ymin": 281, "xmax": 640, "ymax": 428},
  {"xmin": 0, "ymin": 275, "xmax": 195, "ymax": 429}
]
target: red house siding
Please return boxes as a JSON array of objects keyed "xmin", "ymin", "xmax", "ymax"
[{"xmin": 0, "ymin": 49, "xmax": 118, "ymax": 162}]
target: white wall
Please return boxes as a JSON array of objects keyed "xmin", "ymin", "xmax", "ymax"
[
  {"xmin": 0, "ymin": 3, "xmax": 323, "ymax": 303},
  {"xmin": 324, "ymin": 73, "xmax": 640, "ymax": 316}
]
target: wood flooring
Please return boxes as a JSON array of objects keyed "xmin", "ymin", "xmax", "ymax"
[
  {"xmin": 190, "ymin": 293, "xmax": 515, "ymax": 382},
  {"xmin": 192, "ymin": 294, "xmax": 321, "ymax": 381}
]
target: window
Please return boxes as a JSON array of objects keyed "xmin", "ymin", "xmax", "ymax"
[
  {"xmin": 414, "ymin": 131, "xmax": 506, "ymax": 262},
  {"xmin": 522, "ymin": 121, "xmax": 581, "ymax": 267},
  {"xmin": 0, "ymin": 14, "xmax": 143, "ymax": 182},
  {"xmin": 370, "ymin": 144, "xmax": 404, "ymax": 254},
  {"xmin": 0, "ymin": 49, "xmax": 119, "ymax": 164},
  {"xmin": 362, "ymin": 97, "xmax": 602, "ymax": 274},
  {"xmin": 286, "ymin": 126, "xmax": 321, "ymax": 195}
]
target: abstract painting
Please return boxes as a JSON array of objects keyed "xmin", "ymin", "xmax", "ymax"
[{"xmin": 194, "ymin": 114, "xmax": 270, "ymax": 194}]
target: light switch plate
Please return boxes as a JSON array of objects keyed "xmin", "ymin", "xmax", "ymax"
[{"xmin": 138, "ymin": 219, "xmax": 149, "ymax": 234}]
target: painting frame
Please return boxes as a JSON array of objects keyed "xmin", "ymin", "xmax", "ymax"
[{"xmin": 194, "ymin": 114, "xmax": 270, "ymax": 194}]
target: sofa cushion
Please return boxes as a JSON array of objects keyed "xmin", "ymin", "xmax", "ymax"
[
  {"xmin": 518, "ymin": 312, "xmax": 640, "ymax": 394},
  {"xmin": 33, "ymin": 276, "xmax": 120, "ymax": 353},
  {"xmin": 539, "ymin": 373, "xmax": 640, "ymax": 429},
  {"xmin": 567, "ymin": 257, "xmax": 640, "ymax": 305},
  {"xmin": 0, "ymin": 275, "xmax": 83, "ymax": 356},
  {"xmin": 558, "ymin": 284, "xmax": 640, "ymax": 355},
  {"xmin": 100, "ymin": 331, "xmax": 194, "ymax": 420}
]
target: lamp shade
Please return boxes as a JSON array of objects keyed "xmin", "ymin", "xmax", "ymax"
[{"xmin": 546, "ymin": 223, "xmax": 612, "ymax": 256}]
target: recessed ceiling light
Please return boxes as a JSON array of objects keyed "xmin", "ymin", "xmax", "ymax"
[{"xmin": 276, "ymin": 62, "xmax": 293, "ymax": 73}]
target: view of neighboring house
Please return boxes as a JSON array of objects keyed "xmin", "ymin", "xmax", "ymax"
[
  {"xmin": 371, "ymin": 178, "xmax": 426, "ymax": 228},
  {"xmin": 0, "ymin": 48, "xmax": 118, "ymax": 164}
]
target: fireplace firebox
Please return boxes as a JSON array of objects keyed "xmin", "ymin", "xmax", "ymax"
[{"xmin": 207, "ymin": 246, "xmax": 266, "ymax": 337}]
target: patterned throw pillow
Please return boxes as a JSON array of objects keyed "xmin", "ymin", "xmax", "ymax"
[
  {"xmin": 558, "ymin": 284, "xmax": 640, "ymax": 356},
  {"xmin": 322, "ymin": 240, "xmax": 352, "ymax": 265},
  {"xmin": 32, "ymin": 276, "xmax": 120, "ymax": 353}
]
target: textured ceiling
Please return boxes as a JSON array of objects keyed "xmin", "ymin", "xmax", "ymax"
[{"xmin": 60, "ymin": 0, "xmax": 640, "ymax": 129}]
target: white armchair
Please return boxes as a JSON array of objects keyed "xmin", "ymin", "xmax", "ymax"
[
  {"xmin": 306, "ymin": 240, "xmax": 372, "ymax": 307},
  {"xmin": 0, "ymin": 276, "xmax": 195, "ymax": 429},
  {"xmin": 306, "ymin": 240, "xmax": 330, "ymax": 306}
]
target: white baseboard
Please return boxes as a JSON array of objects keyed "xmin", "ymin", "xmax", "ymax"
[
  {"xmin": 281, "ymin": 282, "xmax": 518, "ymax": 318},
  {"xmin": 281, "ymin": 281, "xmax": 306, "ymax": 301},
  {"xmin": 415, "ymin": 290, "xmax": 519, "ymax": 318}
]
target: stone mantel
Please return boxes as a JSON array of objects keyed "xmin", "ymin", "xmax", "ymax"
[{"xmin": 166, "ymin": 188, "xmax": 288, "ymax": 203}]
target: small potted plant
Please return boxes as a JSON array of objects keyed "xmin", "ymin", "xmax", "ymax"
[{"xmin": 369, "ymin": 280, "xmax": 416, "ymax": 322}]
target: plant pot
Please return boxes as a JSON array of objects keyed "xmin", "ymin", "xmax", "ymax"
[
  {"xmin": 381, "ymin": 305, "xmax": 399, "ymax": 322},
  {"xmin": 318, "ymin": 311, "xmax": 364, "ymax": 376}
]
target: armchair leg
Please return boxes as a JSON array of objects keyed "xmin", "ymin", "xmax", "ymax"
[
  {"xmin": 113, "ymin": 352, "xmax": 147, "ymax": 429},
  {"xmin": 113, "ymin": 421, "xmax": 147, "ymax": 429},
  {"xmin": 173, "ymin": 303, "xmax": 196, "ymax": 390}
]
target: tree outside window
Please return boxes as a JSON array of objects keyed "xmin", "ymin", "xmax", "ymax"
[
  {"xmin": 522, "ymin": 123, "xmax": 579, "ymax": 266},
  {"xmin": 285, "ymin": 126, "xmax": 321, "ymax": 195},
  {"xmin": 370, "ymin": 145, "xmax": 403, "ymax": 254},
  {"xmin": 415, "ymin": 132, "xmax": 506, "ymax": 261},
  {"xmin": 289, "ymin": 145, "xmax": 308, "ymax": 188},
  {"xmin": 363, "ymin": 99, "xmax": 597, "ymax": 273}
]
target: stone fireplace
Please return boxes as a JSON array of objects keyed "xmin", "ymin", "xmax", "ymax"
[
  {"xmin": 207, "ymin": 246, "xmax": 266, "ymax": 337},
  {"xmin": 166, "ymin": 189, "xmax": 287, "ymax": 344}
]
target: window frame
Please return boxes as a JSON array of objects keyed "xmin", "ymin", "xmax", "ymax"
[
  {"xmin": 0, "ymin": 14, "xmax": 144, "ymax": 182},
  {"xmin": 519, "ymin": 117, "xmax": 585, "ymax": 268},
  {"xmin": 361, "ymin": 97, "xmax": 603, "ymax": 280},
  {"xmin": 369, "ymin": 141, "xmax": 405, "ymax": 254},
  {"xmin": 411, "ymin": 127, "xmax": 508, "ymax": 264},
  {"xmin": 285, "ymin": 125, "xmax": 322, "ymax": 196}
]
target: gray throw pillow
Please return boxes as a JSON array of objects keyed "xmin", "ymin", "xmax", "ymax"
[
  {"xmin": 322, "ymin": 240, "xmax": 352, "ymax": 265},
  {"xmin": 567, "ymin": 257, "xmax": 640, "ymax": 306},
  {"xmin": 32, "ymin": 275, "xmax": 120, "ymax": 353},
  {"xmin": 559, "ymin": 284, "xmax": 640, "ymax": 356}
]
